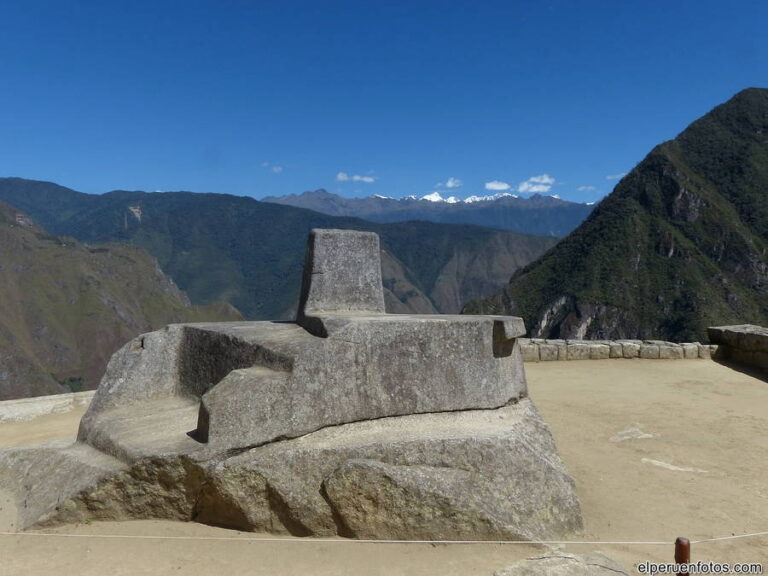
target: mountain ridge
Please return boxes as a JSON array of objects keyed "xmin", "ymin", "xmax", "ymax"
[
  {"xmin": 0, "ymin": 178, "xmax": 558, "ymax": 320},
  {"xmin": 263, "ymin": 188, "xmax": 594, "ymax": 237},
  {"xmin": 467, "ymin": 87, "xmax": 768, "ymax": 341}
]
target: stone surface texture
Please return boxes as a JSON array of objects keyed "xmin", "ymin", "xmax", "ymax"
[
  {"xmin": 709, "ymin": 324, "xmax": 768, "ymax": 370},
  {"xmin": 296, "ymin": 229, "xmax": 386, "ymax": 336},
  {"xmin": 0, "ymin": 442, "xmax": 125, "ymax": 529},
  {"xmin": 198, "ymin": 400, "xmax": 581, "ymax": 540},
  {"xmin": 0, "ymin": 229, "xmax": 582, "ymax": 542},
  {"xmin": 493, "ymin": 552, "xmax": 628, "ymax": 576}
]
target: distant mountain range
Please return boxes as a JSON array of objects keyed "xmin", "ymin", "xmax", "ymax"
[
  {"xmin": 0, "ymin": 202, "xmax": 240, "ymax": 400},
  {"xmin": 468, "ymin": 88, "xmax": 768, "ymax": 342},
  {"xmin": 263, "ymin": 189, "xmax": 594, "ymax": 237},
  {"xmin": 0, "ymin": 178, "xmax": 557, "ymax": 322}
]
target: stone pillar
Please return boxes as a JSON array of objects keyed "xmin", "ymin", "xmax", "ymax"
[{"xmin": 297, "ymin": 229, "xmax": 386, "ymax": 335}]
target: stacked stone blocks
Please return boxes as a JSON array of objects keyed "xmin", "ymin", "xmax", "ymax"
[
  {"xmin": 519, "ymin": 338, "xmax": 718, "ymax": 362},
  {"xmin": 708, "ymin": 324, "xmax": 768, "ymax": 371}
]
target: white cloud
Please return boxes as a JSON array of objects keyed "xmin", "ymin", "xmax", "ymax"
[
  {"xmin": 445, "ymin": 177, "xmax": 462, "ymax": 189},
  {"xmin": 338, "ymin": 172, "xmax": 375, "ymax": 183},
  {"xmin": 606, "ymin": 172, "xmax": 627, "ymax": 180},
  {"xmin": 528, "ymin": 174, "xmax": 555, "ymax": 185},
  {"xmin": 485, "ymin": 180, "xmax": 511, "ymax": 191},
  {"xmin": 577, "ymin": 185, "xmax": 596, "ymax": 192},
  {"xmin": 262, "ymin": 161, "xmax": 283, "ymax": 174},
  {"xmin": 517, "ymin": 174, "xmax": 555, "ymax": 194}
]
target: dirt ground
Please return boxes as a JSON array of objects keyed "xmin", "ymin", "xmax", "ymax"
[{"xmin": 1, "ymin": 359, "xmax": 766, "ymax": 575}]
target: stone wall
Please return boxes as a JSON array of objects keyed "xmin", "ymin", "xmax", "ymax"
[
  {"xmin": 0, "ymin": 390, "xmax": 95, "ymax": 423},
  {"xmin": 708, "ymin": 325, "xmax": 768, "ymax": 371},
  {"xmin": 519, "ymin": 338, "xmax": 718, "ymax": 362}
]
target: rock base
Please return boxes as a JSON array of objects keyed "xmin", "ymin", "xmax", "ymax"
[{"xmin": 0, "ymin": 400, "xmax": 582, "ymax": 541}]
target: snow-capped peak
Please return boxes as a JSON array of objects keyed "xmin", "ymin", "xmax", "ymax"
[
  {"xmin": 421, "ymin": 192, "xmax": 460, "ymax": 203},
  {"xmin": 370, "ymin": 194, "xmax": 393, "ymax": 199},
  {"xmin": 464, "ymin": 192, "xmax": 519, "ymax": 203}
]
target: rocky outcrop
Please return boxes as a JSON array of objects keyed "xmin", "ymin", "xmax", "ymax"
[
  {"xmin": 198, "ymin": 401, "xmax": 580, "ymax": 540},
  {"xmin": 0, "ymin": 442, "xmax": 124, "ymax": 529},
  {"xmin": 0, "ymin": 229, "xmax": 582, "ymax": 542}
]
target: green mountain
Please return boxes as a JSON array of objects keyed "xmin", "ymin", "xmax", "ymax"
[
  {"xmin": 467, "ymin": 88, "xmax": 768, "ymax": 342},
  {"xmin": 0, "ymin": 202, "xmax": 241, "ymax": 400},
  {"xmin": 0, "ymin": 178, "xmax": 557, "ymax": 319}
]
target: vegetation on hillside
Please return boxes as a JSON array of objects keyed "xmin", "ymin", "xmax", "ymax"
[
  {"xmin": 0, "ymin": 179, "xmax": 557, "ymax": 319},
  {"xmin": 0, "ymin": 202, "xmax": 241, "ymax": 400},
  {"xmin": 467, "ymin": 88, "xmax": 768, "ymax": 342}
]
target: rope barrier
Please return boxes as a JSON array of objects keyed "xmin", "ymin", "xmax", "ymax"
[
  {"xmin": 0, "ymin": 531, "xmax": 665, "ymax": 544},
  {"xmin": 691, "ymin": 530, "xmax": 768, "ymax": 544},
  {"xmin": 0, "ymin": 529, "xmax": 765, "ymax": 546}
]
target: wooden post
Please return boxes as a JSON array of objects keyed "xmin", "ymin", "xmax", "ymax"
[{"xmin": 675, "ymin": 537, "xmax": 691, "ymax": 575}]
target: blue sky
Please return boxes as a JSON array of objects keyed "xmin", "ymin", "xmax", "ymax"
[{"xmin": 1, "ymin": 1, "xmax": 766, "ymax": 204}]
